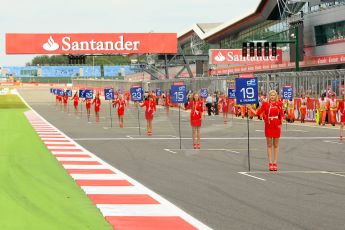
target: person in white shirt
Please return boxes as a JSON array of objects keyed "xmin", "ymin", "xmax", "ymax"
[{"xmin": 206, "ymin": 95, "xmax": 213, "ymax": 116}]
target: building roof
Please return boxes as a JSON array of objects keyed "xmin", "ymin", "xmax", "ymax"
[
  {"xmin": 178, "ymin": 0, "xmax": 276, "ymax": 43},
  {"xmin": 196, "ymin": 23, "xmax": 222, "ymax": 33}
]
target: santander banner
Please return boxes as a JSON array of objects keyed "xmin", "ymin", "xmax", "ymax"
[
  {"xmin": 209, "ymin": 49, "xmax": 282, "ymax": 65},
  {"xmin": 6, "ymin": 33, "xmax": 177, "ymax": 54}
]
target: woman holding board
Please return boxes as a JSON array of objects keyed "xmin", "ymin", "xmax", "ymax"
[
  {"xmin": 92, "ymin": 93, "xmax": 101, "ymax": 123},
  {"xmin": 248, "ymin": 90, "xmax": 284, "ymax": 171},
  {"xmin": 113, "ymin": 94, "xmax": 127, "ymax": 128},
  {"xmin": 71, "ymin": 92, "xmax": 79, "ymax": 115},
  {"xmin": 185, "ymin": 93, "xmax": 204, "ymax": 149},
  {"xmin": 140, "ymin": 93, "xmax": 156, "ymax": 136}
]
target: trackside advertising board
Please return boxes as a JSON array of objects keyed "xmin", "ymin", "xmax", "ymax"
[
  {"xmin": 209, "ymin": 49, "xmax": 282, "ymax": 65},
  {"xmin": 6, "ymin": 33, "xmax": 177, "ymax": 54}
]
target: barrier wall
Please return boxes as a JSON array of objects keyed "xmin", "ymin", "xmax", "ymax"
[{"xmin": 2, "ymin": 65, "xmax": 135, "ymax": 78}]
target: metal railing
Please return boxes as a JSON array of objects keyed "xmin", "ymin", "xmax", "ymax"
[{"xmin": 72, "ymin": 69, "xmax": 345, "ymax": 97}]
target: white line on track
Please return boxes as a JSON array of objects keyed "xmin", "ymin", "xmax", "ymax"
[
  {"xmin": 242, "ymin": 170, "xmax": 328, "ymax": 174},
  {"xmin": 164, "ymin": 149, "xmax": 177, "ymax": 154},
  {"xmin": 286, "ymin": 122, "xmax": 340, "ymax": 130},
  {"xmin": 128, "ymin": 135, "xmax": 177, "ymax": 138},
  {"xmin": 323, "ymin": 171, "xmax": 345, "ymax": 178},
  {"xmin": 211, "ymin": 112, "xmax": 341, "ymax": 130},
  {"xmin": 323, "ymin": 140, "xmax": 343, "ymax": 145},
  {"xmin": 286, "ymin": 129, "xmax": 309, "ymax": 133},
  {"xmin": 239, "ymin": 171, "xmax": 345, "ymax": 181},
  {"xmin": 228, "ymin": 150, "xmax": 241, "ymax": 154},
  {"xmin": 102, "ymin": 126, "xmax": 142, "ymax": 129},
  {"xmin": 73, "ymin": 136, "xmax": 340, "ymax": 141},
  {"xmin": 166, "ymin": 148, "xmax": 242, "ymax": 154},
  {"xmin": 238, "ymin": 172, "xmax": 266, "ymax": 181},
  {"xmin": 257, "ymin": 129, "xmax": 308, "ymax": 133}
]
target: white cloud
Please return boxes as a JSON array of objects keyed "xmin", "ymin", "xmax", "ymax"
[{"xmin": 0, "ymin": 0, "xmax": 260, "ymax": 65}]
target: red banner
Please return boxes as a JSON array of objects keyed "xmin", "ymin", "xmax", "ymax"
[
  {"xmin": 6, "ymin": 33, "xmax": 177, "ymax": 54},
  {"xmin": 211, "ymin": 53, "xmax": 345, "ymax": 75},
  {"xmin": 209, "ymin": 49, "xmax": 283, "ymax": 65},
  {"xmin": 173, "ymin": 82, "xmax": 185, "ymax": 86},
  {"xmin": 239, "ymin": 73, "xmax": 254, "ymax": 78}
]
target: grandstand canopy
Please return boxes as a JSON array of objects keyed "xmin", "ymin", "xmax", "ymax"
[{"xmin": 178, "ymin": 0, "xmax": 289, "ymax": 44}]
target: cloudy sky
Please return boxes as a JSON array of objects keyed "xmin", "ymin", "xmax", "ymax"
[{"xmin": 0, "ymin": 0, "xmax": 260, "ymax": 66}]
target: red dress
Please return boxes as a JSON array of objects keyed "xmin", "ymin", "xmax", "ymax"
[
  {"xmin": 72, "ymin": 95, "xmax": 79, "ymax": 107},
  {"xmin": 186, "ymin": 100, "xmax": 203, "ymax": 127},
  {"xmin": 92, "ymin": 98, "xmax": 101, "ymax": 113},
  {"xmin": 338, "ymin": 100, "xmax": 345, "ymax": 122},
  {"xmin": 257, "ymin": 101, "xmax": 284, "ymax": 138},
  {"xmin": 63, "ymin": 95, "xmax": 68, "ymax": 104},
  {"xmin": 141, "ymin": 99, "xmax": 156, "ymax": 121},
  {"xmin": 85, "ymin": 99, "xmax": 91, "ymax": 109},
  {"xmin": 125, "ymin": 93, "xmax": 130, "ymax": 102},
  {"xmin": 221, "ymin": 97, "xmax": 230, "ymax": 113},
  {"xmin": 56, "ymin": 95, "xmax": 62, "ymax": 102},
  {"xmin": 165, "ymin": 96, "xmax": 171, "ymax": 107},
  {"xmin": 114, "ymin": 99, "xmax": 126, "ymax": 116}
]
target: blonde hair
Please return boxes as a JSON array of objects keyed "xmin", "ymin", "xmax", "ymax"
[
  {"xmin": 193, "ymin": 93, "xmax": 200, "ymax": 102},
  {"xmin": 268, "ymin": 90, "xmax": 278, "ymax": 102}
]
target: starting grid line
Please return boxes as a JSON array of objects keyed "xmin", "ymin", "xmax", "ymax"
[
  {"xmin": 323, "ymin": 140, "xmax": 343, "ymax": 145},
  {"xmin": 73, "ymin": 136, "xmax": 341, "ymax": 141},
  {"xmin": 164, "ymin": 148, "xmax": 242, "ymax": 154},
  {"xmin": 238, "ymin": 171, "xmax": 345, "ymax": 181}
]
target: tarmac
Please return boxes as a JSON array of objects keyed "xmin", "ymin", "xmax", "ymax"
[{"xmin": 19, "ymin": 87, "xmax": 345, "ymax": 230}]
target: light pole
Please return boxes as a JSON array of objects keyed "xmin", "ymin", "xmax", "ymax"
[{"xmin": 295, "ymin": 26, "xmax": 300, "ymax": 72}]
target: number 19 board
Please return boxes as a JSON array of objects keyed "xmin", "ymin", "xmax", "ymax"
[{"xmin": 235, "ymin": 77, "xmax": 259, "ymax": 105}]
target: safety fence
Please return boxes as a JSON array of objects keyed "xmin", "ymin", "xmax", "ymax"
[
  {"xmin": 72, "ymin": 69, "xmax": 345, "ymax": 123},
  {"xmin": 73, "ymin": 69, "xmax": 345, "ymax": 97}
]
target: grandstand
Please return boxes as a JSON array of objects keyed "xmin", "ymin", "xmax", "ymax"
[{"xmin": 2, "ymin": 65, "xmax": 135, "ymax": 79}]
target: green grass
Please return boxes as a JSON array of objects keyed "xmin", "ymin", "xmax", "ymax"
[
  {"xmin": 0, "ymin": 95, "xmax": 112, "ymax": 230},
  {"xmin": 0, "ymin": 94, "xmax": 28, "ymax": 109}
]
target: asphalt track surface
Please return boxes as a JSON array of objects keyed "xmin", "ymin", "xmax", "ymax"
[{"xmin": 19, "ymin": 87, "xmax": 345, "ymax": 230}]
